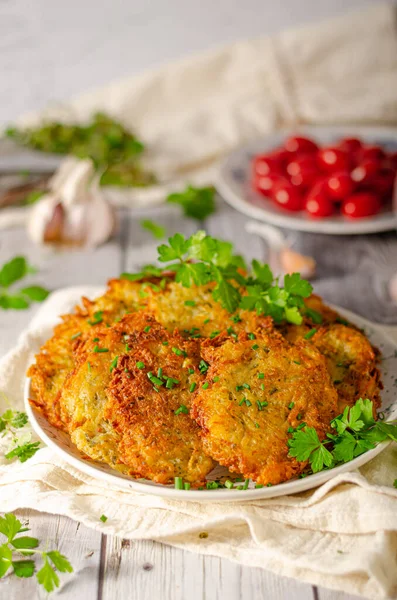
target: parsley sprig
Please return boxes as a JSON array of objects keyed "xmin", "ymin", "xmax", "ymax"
[
  {"xmin": 0, "ymin": 513, "xmax": 73, "ymax": 592},
  {"xmin": 167, "ymin": 185, "xmax": 216, "ymax": 220},
  {"xmin": 0, "ymin": 408, "xmax": 41, "ymax": 463},
  {"xmin": 0, "ymin": 256, "xmax": 49, "ymax": 310},
  {"xmin": 128, "ymin": 231, "xmax": 312, "ymax": 322},
  {"xmin": 288, "ymin": 399, "xmax": 397, "ymax": 473}
]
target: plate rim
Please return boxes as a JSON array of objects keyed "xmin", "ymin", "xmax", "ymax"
[
  {"xmin": 217, "ymin": 125, "xmax": 397, "ymax": 235},
  {"xmin": 24, "ymin": 304, "xmax": 395, "ymax": 502}
]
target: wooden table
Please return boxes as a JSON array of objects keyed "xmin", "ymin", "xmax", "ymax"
[{"xmin": 0, "ymin": 200, "xmax": 364, "ymax": 600}]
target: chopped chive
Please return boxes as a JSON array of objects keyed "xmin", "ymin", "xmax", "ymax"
[
  {"xmin": 242, "ymin": 383, "xmax": 250, "ymax": 390},
  {"xmin": 144, "ymin": 325, "xmax": 151, "ymax": 333},
  {"xmin": 304, "ymin": 328, "xmax": 317, "ymax": 340},
  {"xmin": 260, "ymin": 383, "xmax": 265, "ymax": 390},
  {"xmin": 252, "ymin": 344, "xmax": 259, "ymax": 350},
  {"xmin": 147, "ymin": 372, "xmax": 164, "ymax": 386},
  {"xmin": 293, "ymin": 360, "xmax": 301, "ymax": 365},
  {"xmin": 71, "ymin": 331, "xmax": 82, "ymax": 340},
  {"xmin": 213, "ymin": 376, "xmax": 220, "ymax": 382},
  {"xmin": 287, "ymin": 426, "xmax": 295, "ymax": 433},
  {"xmin": 109, "ymin": 355, "xmax": 119, "ymax": 372},
  {"xmin": 297, "ymin": 422, "xmax": 307, "ymax": 430},
  {"xmin": 206, "ymin": 481, "xmax": 219, "ymax": 489},
  {"xmin": 136, "ymin": 361, "xmax": 145, "ymax": 369},
  {"xmin": 255, "ymin": 422, "xmax": 260, "ymax": 428},
  {"xmin": 166, "ymin": 377, "xmax": 179, "ymax": 389},
  {"xmin": 88, "ymin": 311, "xmax": 103, "ymax": 326},
  {"xmin": 288, "ymin": 402, "xmax": 295, "ymax": 409},
  {"xmin": 94, "ymin": 345, "xmax": 109, "ymax": 353},
  {"xmin": 184, "ymin": 482, "xmax": 191, "ymax": 490},
  {"xmin": 162, "ymin": 341, "xmax": 169, "ymax": 346},
  {"xmin": 243, "ymin": 479, "xmax": 250, "ymax": 490},
  {"xmin": 236, "ymin": 385, "xmax": 244, "ymax": 391},
  {"xmin": 175, "ymin": 404, "xmax": 189, "ymax": 415},
  {"xmin": 225, "ymin": 480, "xmax": 233, "ymax": 489},
  {"xmin": 189, "ymin": 382, "xmax": 197, "ymax": 393},
  {"xmin": 100, "ymin": 514, "xmax": 108, "ymax": 523},
  {"xmin": 199, "ymin": 360, "xmax": 209, "ymax": 374},
  {"xmin": 124, "ymin": 368, "xmax": 129, "ymax": 373},
  {"xmin": 297, "ymin": 413, "xmax": 303, "ymax": 420},
  {"xmin": 239, "ymin": 397, "xmax": 252, "ymax": 407},
  {"xmin": 188, "ymin": 368, "xmax": 195, "ymax": 374},
  {"xmin": 125, "ymin": 344, "xmax": 131, "ymax": 352},
  {"xmin": 184, "ymin": 300, "xmax": 196, "ymax": 307},
  {"xmin": 237, "ymin": 485, "xmax": 244, "ymax": 490},
  {"xmin": 157, "ymin": 367, "xmax": 163, "ymax": 378},
  {"xmin": 203, "ymin": 318, "xmax": 210, "ymax": 324},
  {"xmin": 231, "ymin": 315, "xmax": 242, "ymax": 323},
  {"xmin": 210, "ymin": 330, "xmax": 220, "ymax": 339},
  {"xmin": 172, "ymin": 347, "xmax": 187, "ymax": 357},
  {"xmin": 202, "ymin": 382, "xmax": 209, "ymax": 390},
  {"xmin": 255, "ymin": 483, "xmax": 264, "ymax": 489},
  {"xmin": 174, "ymin": 477, "xmax": 183, "ymax": 490},
  {"xmin": 93, "ymin": 337, "xmax": 99, "ymax": 342},
  {"xmin": 87, "ymin": 362, "xmax": 91, "ymax": 372},
  {"xmin": 257, "ymin": 400, "xmax": 268, "ymax": 411},
  {"xmin": 266, "ymin": 483, "xmax": 272, "ymax": 487},
  {"xmin": 335, "ymin": 317, "xmax": 349, "ymax": 326},
  {"xmin": 248, "ymin": 332, "xmax": 256, "ymax": 340},
  {"xmin": 258, "ymin": 373, "xmax": 264, "ymax": 379}
]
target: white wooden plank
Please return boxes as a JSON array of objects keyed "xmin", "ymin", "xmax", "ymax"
[
  {"xmin": 100, "ymin": 538, "xmax": 315, "ymax": 600},
  {"xmin": 3, "ymin": 511, "xmax": 101, "ymax": 600},
  {"xmin": 317, "ymin": 588, "xmax": 362, "ymax": 600}
]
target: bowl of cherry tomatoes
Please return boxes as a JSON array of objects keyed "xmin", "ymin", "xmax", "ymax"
[{"xmin": 217, "ymin": 127, "xmax": 397, "ymax": 234}]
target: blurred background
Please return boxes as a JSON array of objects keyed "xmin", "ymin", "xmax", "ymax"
[{"xmin": 1, "ymin": 0, "xmax": 378, "ymax": 125}]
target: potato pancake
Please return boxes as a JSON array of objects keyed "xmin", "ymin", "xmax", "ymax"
[
  {"xmin": 279, "ymin": 295, "xmax": 382, "ymax": 414},
  {"xmin": 60, "ymin": 312, "xmax": 214, "ymax": 484},
  {"xmin": 192, "ymin": 330, "xmax": 338, "ymax": 486}
]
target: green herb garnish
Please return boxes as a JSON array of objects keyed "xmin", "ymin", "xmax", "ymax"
[
  {"xmin": 140, "ymin": 219, "xmax": 165, "ymax": 239},
  {"xmin": 167, "ymin": 185, "xmax": 216, "ymax": 220}
]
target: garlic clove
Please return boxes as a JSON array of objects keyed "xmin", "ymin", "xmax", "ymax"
[{"xmin": 280, "ymin": 248, "xmax": 316, "ymax": 279}]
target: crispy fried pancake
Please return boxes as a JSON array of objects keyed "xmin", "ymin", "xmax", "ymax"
[
  {"xmin": 192, "ymin": 330, "xmax": 338, "ymax": 485},
  {"xmin": 59, "ymin": 312, "xmax": 214, "ymax": 484},
  {"xmin": 28, "ymin": 279, "xmax": 144, "ymax": 429},
  {"xmin": 279, "ymin": 295, "xmax": 382, "ymax": 414}
]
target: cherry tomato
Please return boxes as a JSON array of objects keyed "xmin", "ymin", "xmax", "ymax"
[
  {"xmin": 284, "ymin": 135, "xmax": 318, "ymax": 155},
  {"xmin": 338, "ymin": 137, "xmax": 362, "ymax": 154},
  {"xmin": 305, "ymin": 182, "xmax": 334, "ymax": 217},
  {"xmin": 351, "ymin": 159, "xmax": 381, "ymax": 185},
  {"xmin": 317, "ymin": 147, "xmax": 350, "ymax": 172},
  {"xmin": 385, "ymin": 151, "xmax": 397, "ymax": 170},
  {"xmin": 273, "ymin": 182, "xmax": 303, "ymax": 211},
  {"xmin": 252, "ymin": 154, "xmax": 282, "ymax": 177},
  {"xmin": 326, "ymin": 171, "xmax": 354, "ymax": 201},
  {"xmin": 286, "ymin": 156, "xmax": 318, "ymax": 177},
  {"xmin": 370, "ymin": 167, "xmax": 395, "ymax": 198},
  {"xmin": 271, "ymin": 148, "xmax": 290, "ymax": 167},
  {"xmin": 341, "ymin": 193, "xmax": 382, "ymax": 218},
  {"xmin": 360, "ymin": 145, "xmax": 386, "ymax": 162},
  {"xmin": 253, "ymin": 173, "xmax": 286, "ymax": 196}
]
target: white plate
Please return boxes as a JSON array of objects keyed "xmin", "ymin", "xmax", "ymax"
[
  {"xmin": 217, "ymin": 125, "xmax": 397, "ymax": 235},
  {"xmin": 24, "ymin": 306, "xmax": 397, "ymax": 502}
]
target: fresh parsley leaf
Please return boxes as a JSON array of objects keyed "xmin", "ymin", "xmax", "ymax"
[
  {"xmin": 20, "ymin": 286, "xmax": 49, "ymax": 302},
  {"xmin": 46, "ymin": 551, "xmax": 73, "ymax": 574},
  {"xmin": 284, "ymin": 273, "xmax": 313, "ymax": 298},
  {"xmin": 212, "ymin": 278, "xmax": 240, "ymax": 313},
  {"xmin": 0, "ymin": 257, "xmax": 30, "ymax": 288},
  {"xmin": 0, "ymin": 514, "xmax": 24, "ymax": 542},
  {"xmin": 310, "ymin": 444, "xmax": 334, "ymax": 473},
  {"xmin": 167, "ymin": 185, "xmax": 216, "ymax": 220},
  {"xmin": 12, "ymin": 559, "xmax": 35, "ymax": 578},
  {"xmin": 37, "ymin": 556, "xmax": 60, "ymax": 592},
  {"xmin": 305, "ymin": 308, "xmax": 323, "ymax": 324},
  {"xmin": 5, "ymin": 442, "xmax": 41, "ymax": 463},
  {"xmin": 11, "ymin": 536, "xmax": 39, "ymax": 550},
  {"xmin": 0, "ymin": 295, "xmax": 30, "ymax": 310},
  {"xmin": 140, "ymin": 219, "xmax": 166, "ymax": 239},
  {"xmin": 158, "ymin": 233, "xmax": 190, "ymax": 262},
  {"xmin": 288, "ymin": 427, "xmax": 322, "ymax": 462},
  {"xmin": 0, "ymin": 544, "xmax": 12, "ymax": 577}
]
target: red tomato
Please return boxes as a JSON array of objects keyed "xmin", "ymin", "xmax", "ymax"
[
  {"xmin": 273, "ymin": 182, "xmax": 303, "ymax": 211},
  {"xmin": 286, "ymin": 156, "xmax": 318, "ymax": 177},
  {"xmin": 317, "ymin": 147, "xmax": 350, "ymax": 172},
  {"xmin": 326, "ymin": 171, "xmax": 354, "ymax": 201},
  {"xmin": 360, "ymin": 145, "xmax": 386, "ymax": 162},
  {"xmin": 305, "ymin": 182, "xmax": 334, "ymax": 217},
  {"xmin": 338, "ymin": 137, "xmax": 362, "ymax": 154},
  {"xmin": 370, "ymin": 167, "xmax": 395, "ymax": 198},
  {"xmin": 351, "ymin": 159, "xmax": 380, "ymax": 185},
  {"xmin": 384, "ymin": 151, "xmax": 397, "ymax": 170},
  {"xmin": 271, "ymin": 148, "xmax": 290, "ymax": 167},
  {"xmin": 341, "ymin": 193, "xmax": 382, "ymax": 218},
  {"xmin": 252, "ymin": 154, "xmax": 282, "ymax": 177},
  {"xmin": 253, "ymin": 173, "xmax": 286, "ymax": 196},
  {"xmin": 284, "ymin": 135, "xmax": 318, "ymax": 155}
]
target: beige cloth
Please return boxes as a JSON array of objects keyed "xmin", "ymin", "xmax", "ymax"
[{"xmin": 0, "ymin": 287, "xmax": 397, "ymax": 600}]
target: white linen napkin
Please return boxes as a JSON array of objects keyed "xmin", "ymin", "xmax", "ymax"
[{"xmin": 0, "ymin": 287, "xmax": 396, "ymax": 600}]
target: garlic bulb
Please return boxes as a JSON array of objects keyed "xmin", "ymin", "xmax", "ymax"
[{"xmin": 27, "ymin": 158, "xmax": 115, "ymax": 247}]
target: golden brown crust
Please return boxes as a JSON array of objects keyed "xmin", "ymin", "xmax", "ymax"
[
  {"xmin": 59, "ymin": 312, "xmax": 214, "ymax": 484},
  {"xmin": 191, "ymin": 329, "xmax": 338, "ymax": 486}
]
